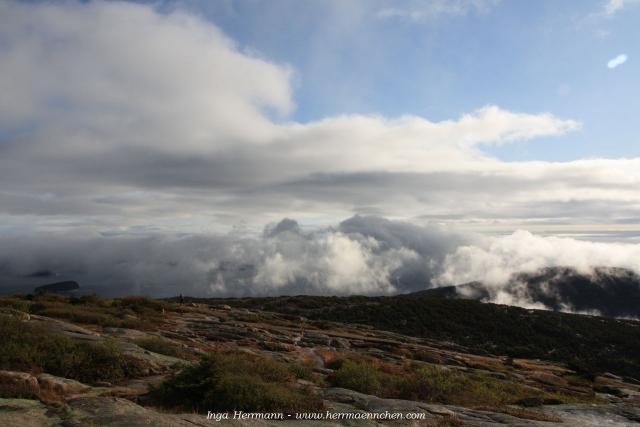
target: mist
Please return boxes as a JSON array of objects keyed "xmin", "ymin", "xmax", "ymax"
[{"xmin": 2, "ymin": 216, "xmax": 640, "ymax": 313}]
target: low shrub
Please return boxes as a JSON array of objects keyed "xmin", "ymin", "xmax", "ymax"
[
  {"xmin": 69, "ymin": 294, "xmax": 109, "ymax": 307},
  {"xmin": 114, "ymin": 296, "xmax": 169, "ymax": 316},
  {"xmin": 150, "ymin": 352, "xmax": 323, "ymax": 412},
  {"xmin": 0, "ymin": 294, "xmax": 176, "ymax": 329},
  {"xmin": 0, "ymin": 297, "xmax": 31, "ymax": 313},
  {"xmin": 329, "ymin": 360, "xmax": 384, "ymax": 395},
  {"xmin": 34, "ymin": 304, "xmax": 137, "ymax": 328},
  {"xmin": 0, "ymin": 316, "xmax": 146, "ymax": 384},
  {"xmin": 328, "ymin": 358, "xmax": 578, "ymax": 410},
  {"xmin": 567, "ymin": 356, "xmax": 599, "ymax": 381},
  {"xmin": 288, "ymin": 362, "xmax": 316, "ymax": 382},
  {"xmin": 134, "ymin": 337, "xmax": 184, "ymax": 358}
]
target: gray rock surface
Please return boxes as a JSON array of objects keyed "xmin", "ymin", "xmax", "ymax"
[
  {"xmin": 2, "ymin": 303, "xmax": 639, "ymax": 427},
  {"xmin": 542, "ymin": 403, "xmax": 640, "ymax": 427}
]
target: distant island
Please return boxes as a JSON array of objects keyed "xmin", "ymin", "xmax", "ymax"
[{"xmin": 34, "ymin": 281, "xmax": 80, "ymax": 294}]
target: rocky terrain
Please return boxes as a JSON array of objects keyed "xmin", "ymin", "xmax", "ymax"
[{"xmin": 1, "ymin": 294, "xmax": 639, "ymax": 426}]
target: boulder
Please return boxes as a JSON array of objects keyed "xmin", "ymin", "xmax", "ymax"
[
  {"xmin": 30, "ymin": 315, "xmax": 101, "ymax": 341},
  {"xmin": 0, "ymin": 371, "xmax": 91, "ymax": 401},
  {"xmin": 103, "ymin": 327, "xmax": 155, "ymax": 341},
  {"xmin": 36, "ymin": 373, "xmax": 90, "ymax": 397},
  {"xmin": 0, "ymin": 371, "xmax": 40, "ymax": 399},
  {"xmin": 65, "ymin": 396, "xmax": 209, "ymax": 426},
  {"xmin": 0, "ymin": 398, "xmax": 63, "ymax": 427},
  {"xmin": 0, "ymin": 308, "xmax": 30, "ymax": 321},
  {"xmin": 324, "ymin": 388, "xmax": 554, "ymax": 426}
]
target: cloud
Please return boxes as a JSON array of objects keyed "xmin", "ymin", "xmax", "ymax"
[
  {"xmin": 604, "ymin": 0, "xmax": 640, "ymax": 15},
  {"xmin": 376, "ymin": 0, "xmax": 500, "ymax": 21},
  {"xmin": 3, "ymin": 216, "xmax": 640, "ymax": 310},
  {"xmin": 604, "ymin": 0, "xmax": 640, "ymax": 16},
  {"xmin": 607, "ymin": 54, "xmax": 628, "ymax": 68},
  {"xmin": 0, "ymin": 0, "xmax": 292, "ymax": 145},
  {"xmin": 0, "ymin": 1, "xmax": 581, "ymax": 234},
  {"xmin": 0, "ymin": 216, "xmax": 469, "ymax": 297},
  {"xmin": 437, "ymin": 230, "xmax": 640, "ymax": 313},
  {"xmin": 605, "ymin": 0, "xmax": 625, "ymax": 15},
  {"xmin": 438, "ymin": 229, "xmax": 640, "ymax": 287},
  {"xmin": 0, "ymin": 0, "xmax": 637, "ymax": 249}
]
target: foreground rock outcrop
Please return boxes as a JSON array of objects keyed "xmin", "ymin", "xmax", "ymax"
[{"xmin": 0, "ymin": 295, "xmax": 639, "ymax": 426}]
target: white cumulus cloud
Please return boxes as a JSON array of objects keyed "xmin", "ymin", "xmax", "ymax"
[{"xmin": 607, "ymin": 54, "xmax": 628, "ymax": 68}]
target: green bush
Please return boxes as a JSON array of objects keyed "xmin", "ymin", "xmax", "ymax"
[
  {"xmin": 328, "ymin": 358, "xmax": 576, "ymax": 409},
  {"xmin": 114, "ymin": 296, "xmax": 169, "ymax": 316},
  {"xmin": 28, "ymin": 299, "xmax": 143, "ymax": 329},
  {"xmin": 134, "ymin": 337, "xmax": 184, "ymax": 358},
  {"xmin": 330, "ymin": 360, "xmax": 383, "ymax": 395},
  {"xmin": 0, "ymin": 297, "xmax": 31, "ymax": 313},
  {"xmin": 395, "ymin": 365, "xmax": 468, "ymax": 402},
  {"xmin": 567, "ymin": 356, "xmax": 599, "ymax": 381},
  {"xmin": 0, "ymin": 316, "xmax": 146, "ymax": 384},
  {"xmin": 150, "ymin": 352, "xmax": 323, "ymax": 412},
  {"xmin": 392, "ymin": 365, "xmax": 530, "ymax": 407},
  {"xmin": 289, "ymin": 362, "xmax": 316, "ymax": 382},
  {"xmin": 69, "ymin": 294, "xmax": 109, "ymax": 307}
]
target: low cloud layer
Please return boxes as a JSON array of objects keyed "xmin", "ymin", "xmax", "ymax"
[
  {"xmin": 2, "ymin": 216, "xmax": 640, "ymax": 304},
  {"xmin": 0, "ymin": 216, "xmax": 470, "ymax": 297},
  {"xmin": 438, "ymin": 229, "xmax": 640, "ymax": 286}
]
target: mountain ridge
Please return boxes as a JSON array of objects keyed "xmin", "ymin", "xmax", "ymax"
[{"xmin": 413, "ymin": 266, "xmax": 640, "ymax": 318}]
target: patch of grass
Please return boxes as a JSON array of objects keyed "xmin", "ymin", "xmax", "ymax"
[
  {"xmin": 150, "ymin": 352, "xmax": 323, "ymax": 412},
  {"xmin": 69, "ymin": 294, "xmax": 110, "ymax": 307},
  {"xmin": 393, "ymin": 365, "xmax": 543, "ymax": 407},
  {"xmin": 565, "ymin": 374, "xmax": 594, "ymax": 388},
  {"xmin": 0, "ymin": 296, "xmax": 32, "ymax": 313},
  {"xmin": 134, "ymin": 337, "xmax": 184, "ymax": 358},
  {"xmin": 567, "ymin": 356, "xmax": 599, "ymax": 381},
  {"xmin": 328, "ymin": 357, "xmax": 591, "ymax": 412},
  {"xmin": 330, "ymin": 360, "xmax": 383, "ymax": 395},
  {"xmin": 1, "ymin": 293, "xmax": 176, "ymax": 329},
  {"xmin": 0, "ymin": 316, "xmax": 146, "ymax": 385},
  {"xmin": 29, "ymin": 302, "xmax": 142, "ymax": 328},
  {"xmin": 113, "ymin": 296, "xmax": 170, "ymax": 317},
  {"xmin": 288, "ymin": 361, "xmax": 318, "ymax": 382}
]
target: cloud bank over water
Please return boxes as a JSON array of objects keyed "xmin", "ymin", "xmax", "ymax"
[{"xmin": 2, "ymin": 217, "xmax": 640, "ymax": 305}]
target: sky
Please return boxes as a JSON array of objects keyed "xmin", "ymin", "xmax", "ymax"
[
  {"xmin": 175, "ymin": 0, "xmax": 639, "ymax": 162},
  {"xmin": 1, "ymin": 0, "xmax": 640, "ymax": 299}
]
